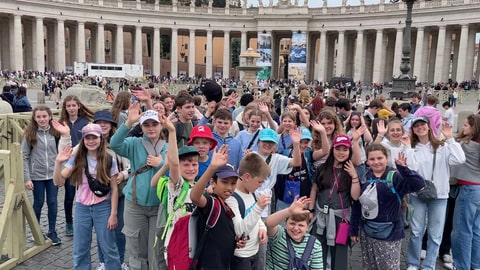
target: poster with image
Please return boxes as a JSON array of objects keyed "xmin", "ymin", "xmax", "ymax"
[{"xmin": 289, "ymin": 33, "xmax": 307, "ymax": 79}]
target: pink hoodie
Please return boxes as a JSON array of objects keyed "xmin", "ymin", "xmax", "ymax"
[{"xmin": 413, "ymin": 105, "xmax": 442, "ymax": 137}]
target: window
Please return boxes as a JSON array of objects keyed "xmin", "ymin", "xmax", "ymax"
[
  {"xmin": 204, "ymin": 44, "xmax": 207, "ymax": 50},
  {"xmin": 184, "ymin": 44, "xmax": 188, "ymax": 50},
  {"xmin": 184, "ymin": 56, "xmax": 188, "ymax": 63},
  {"xmin": 203, "ymin": 56, "xmax": 206, "ymax": 64}
]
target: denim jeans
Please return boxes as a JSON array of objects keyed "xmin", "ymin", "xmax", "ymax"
[
  {"xmin": 451, "ymin": 185, "xmax": 480, "ymax": 270},
  {"xmin": 73, "ymin": 200, "xmax": 121, "ymax": 270},
  {"xmin": 98, "ymin": 196, "xmax": 126, "ymax": 264},
  {"xmin": 64, "ymin": 178, "xmax": 76, "ymax": 225},
  {"xmin": 407, "ymin": 196, "xmax": 447, "ymax": 270},
  {"xmin": 32, "ymin": 179, "xmax": 58, "ymax": 233}
]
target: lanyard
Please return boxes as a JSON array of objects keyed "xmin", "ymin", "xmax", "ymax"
[{"xmin": 328, "ymin": 166, "xmax": 340, "ymax": 199}]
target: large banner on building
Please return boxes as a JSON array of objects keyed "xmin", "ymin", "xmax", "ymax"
[
  {"xmin": 257, "ymin": 33, "xmax": 272, "ymax": 80},
  {"xmin": 288, "ymin": 33, "xmax": 307, "ymax": 80}
]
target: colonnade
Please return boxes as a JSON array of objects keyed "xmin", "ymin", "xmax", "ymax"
[{"xmin": 1, "ymin": 0, "xmax": 480, "ymax": 83}]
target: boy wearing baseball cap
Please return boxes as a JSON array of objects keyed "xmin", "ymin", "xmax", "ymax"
[{"xmin": 187, "ymin": 124, "xmax": 217, "ymax": 181}]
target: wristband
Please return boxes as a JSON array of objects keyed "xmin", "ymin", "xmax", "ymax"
[{"xmin": 377, "ymin": 134, "xmax": 385, "ymax": 138}]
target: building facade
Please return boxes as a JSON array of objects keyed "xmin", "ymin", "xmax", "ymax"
[{"xmin": 1, "ymin": 0, "xmax": 480, "ymax": 83}]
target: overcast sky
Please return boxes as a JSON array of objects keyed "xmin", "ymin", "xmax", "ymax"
[{"xmin": 247, "ymin": 0, "xmax": 383, "ymax": 7}]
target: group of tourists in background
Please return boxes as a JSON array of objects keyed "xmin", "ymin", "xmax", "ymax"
[{"xmin": 15, "ymin": 76, "xmax": 480, "ymax": 270}]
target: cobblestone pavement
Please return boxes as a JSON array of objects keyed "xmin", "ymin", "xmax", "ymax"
[{"xmin": 3, "ymin": 87, "xmax": 476, "ymax": 270}]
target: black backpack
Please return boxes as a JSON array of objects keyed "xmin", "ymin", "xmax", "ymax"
[{"xmin": 286, "ymin": 233, "xmax": 316, "ymax": 270}]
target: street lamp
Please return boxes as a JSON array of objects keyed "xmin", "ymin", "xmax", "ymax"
[{"xmin": 390, "ymin": 0, "xmax": 431, "ymax": 99}]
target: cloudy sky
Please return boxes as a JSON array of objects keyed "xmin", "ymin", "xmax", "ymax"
[{"xmin": 247, "ymin": 0, "xmax": 383, "ymax": 7}]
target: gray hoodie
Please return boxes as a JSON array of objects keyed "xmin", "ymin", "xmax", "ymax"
[{"xmin": 21, "ymin": 127, "xmax": 58, "ymax": 182}]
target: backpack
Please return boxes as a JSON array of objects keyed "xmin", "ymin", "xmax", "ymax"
[
  {"xmin": 285, "ymin": 233, "xmax": 316, "ymax": 270},
  {"xmin": 360, "ymin": 170, "xmax": 400, "ymax": 220},
  {"xmin": 167, "ymin": 197, "xmax": 221, "ymax": 270},
  {"xmin": 174, "ymin": 119, "xmax": 199, "ymax": 146},
  {"xmin": 157, "ymin": 177, "xmax": 190, "ymax": 240}
]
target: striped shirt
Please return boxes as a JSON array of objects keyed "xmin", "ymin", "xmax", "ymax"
[{"xmin": 266, "ymin": 225, "xmax": 323, "ymax": 270}]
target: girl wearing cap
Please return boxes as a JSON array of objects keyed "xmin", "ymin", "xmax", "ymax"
[
  {"xmin": 350, "ymin": 144, "xmax": 425, "ymax": 270},
  {"xmin": 406, "ymin": 117, "xmax": 466, "ymax": 270},
  {"xmin": 309, "ymin": 132, "xmax": 362, "ymax": 270},
  {"xmin": 22, "ymin": 106, "xmax": 62, "ymax": 246},
  {"xmin": 53, "ymin": 123, "xmax": 121, "ymax": 270},
  {"xmin": 110, "ymin": 103, "xmax": 167, "ymax": 270},
  {"xmin": 58, "ymin": 95, "xmax": 94, "ymax": 237},
  {"xmin": 54, "ymin": 110, "xmax": 131, "ymax": 270}
]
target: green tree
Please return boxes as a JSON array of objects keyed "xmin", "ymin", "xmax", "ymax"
[
  {"xmin": 159, "ymin": 0, "xmax": 172, "ymax": 4},
  {"xmin": 160, "ymin": 35, "xmax": 171, "ymax": 59},
  {"xmin": 231, "ymin": 38, "xmax": 240, "ymax": 67},
  {"xmin": 212, "ymin": 0, "xmax": 225, "ymax": 7}
]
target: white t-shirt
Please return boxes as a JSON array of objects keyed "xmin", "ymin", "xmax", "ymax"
[
  {"xmin": 226, "ymin": 190, "xmax": 266, "ymax": 257},
  {"xmin": 444, "ymin": 108, "xmax": 454, "ymax": 126},
  {"xmin": 255, "ymin": 153, "xmax": 292, "ymax": 217}
]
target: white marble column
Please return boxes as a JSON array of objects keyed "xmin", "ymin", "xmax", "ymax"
[
  {"xmin": 114, "ymin": 25, "xmax": 124, "ymax": 64},
  {"xmin": 372, "ymin": 29, "xmax": 384, "ymax": 83},
  {"xmin": 240, "ymin": 31, "xmax": 247, "ymax": 66},
  {"xmin": 392, "ymin": 28, "xmax": 403, "ymax": 78},
  {"xmin": 354, "ymin": 30, "xmax": 364, "ymax": 82},
  {"xmin": 171, "ymin": 28, "xmax": 178, "ymax": 78},
  {"xmin": 0, "ymin": 23, "xmax": 10, "ymax": 70},
  {"xmin": 336, "ymin": 30, "xmax": 345, "ymax": 76},
  {"xmin": 413, "ymin": 27, "xmax": 424, "ymax": 82},
  {"xmin": 206, "ymin": 29, "xmax": 213, "ymax": 79},
  {"xmin": 76, "ymin": 21, "xmax": 86, "ymax": 63},
  {"xmin": 223, "ymin": 31, "xmax": 230, "ymax": 79},
  {"xmin": 442, "ymin": 30, "xmax": 453, "ymax": 82},
  {"xmin": 465, "ymin": 29, "xmax": 476, "ymax": 81},
  {"xmin": 152, "ymin": 27, "xmax": 161, "ymax": 76},
  {"xmin": 317, "ymin": 30, "xmax": 328, "ymax": 82},
  {"xmin": 96, "ymin": 23, "xmax": 105, "ymax": 63},
  {"xmin": 55, "ymin": 19, "xmax": 66, "ymax": 72},
  {"xmin": 10, "ymin": 15, "xmax": 23, "ymax": 71},
  {"xmin": 433, "ymin": 25, "xmax": 446, "ymax": 83},
  {"xmin": 33, "ymin": 17, "xmax": 45, "ymax": 72},
  {"xmin": 134, "ymin": 25, "xmax": 142, "ymax": 65},
  {"xmin": 189, "ymin": 29, "xmax": 196, "ymax": 78}
]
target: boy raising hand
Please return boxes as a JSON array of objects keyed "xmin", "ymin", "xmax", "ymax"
[{"xmin": 190, "ymin": 145, "xmax": 240, "ymax": 269}]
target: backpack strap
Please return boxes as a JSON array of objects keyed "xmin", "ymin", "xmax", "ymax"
[
  {"xmin": 190, "ymin": 197, "xmax": 221, "ymax": 270},
  {"xmin": 232, "ymin": 192, "xmax": 257, "ymax": 219},
  {"xmin": 246, "ymin": 130, "xmax": 260, "ymax": 150},
  {"xmin": 385, "ymin": 170, "xmax": 401, "ymax": 204},
  {"xmin": 161, "ymin": 180, "xmax": 190, "ymax": 240},
  {"xmin": 285, "ymin": 231, "xmax": 297, "ymax": 261},
  {"xmin": 301, "ymin": 235, "xmax": 316, "ymax": 265}
]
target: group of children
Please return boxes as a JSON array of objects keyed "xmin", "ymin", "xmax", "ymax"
[{"xmin": 21, "ymin": 84, "xmax": 477, "ymax": 270}]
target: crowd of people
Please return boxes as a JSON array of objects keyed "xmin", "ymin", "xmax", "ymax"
[{"xmin": 10, "ymin": 75, "xmax": 480, "ymax": 270}]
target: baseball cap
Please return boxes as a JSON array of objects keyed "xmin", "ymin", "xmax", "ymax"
[
  {"xmin": 178, "ymin": 145, "xmax": 199, "ymax": 157},
  {"xmin": 359, "ymin": 184, "xmax": 379, "ymax": 220},
  {"xmin": 333, "ymin": 134, "xmax": 351, "ymax": 148},
  {"xmin": 82, "ymin": 124, "xmax": 102, "ymax": 138},
  {"xmin": 216, "ymin": 163, "xmax": 240, "ymax": 179},
  {"xmin": 93, "ymin": 110, "xmax": 117, "ymax": 127},
  {"xmin": 140, "ymin": 110, "xmax": 160, "ymax": 125},
  {"xmin": 258, "ymin": 128, "xmax": 278, "ymax": 144},
  {"xmin": 411, "ymin": 116, "xmax": 430, "ymax": 126},
  {"xmin": 300, "ymin": 126, "xmax": 312, "ymax": 141},
  {"xmin": 187, "ymin": 125, "xmax": 217, "ymax": 150}
]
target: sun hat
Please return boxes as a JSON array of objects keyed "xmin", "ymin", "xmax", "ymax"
[{"xmin": 93, "ymin": 110, "xmax": 117, "ymax": 127}]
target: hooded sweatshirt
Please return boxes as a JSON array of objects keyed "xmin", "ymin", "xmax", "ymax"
[
  {"xmin": 413, "ymin": 106, "xmax": 442, "ymax": 137},
  {"xmin": 22, "ymin": 127, "xmax": 58, "ymax": 182}
]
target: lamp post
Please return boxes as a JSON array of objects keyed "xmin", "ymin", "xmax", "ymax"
[{"xmin": 389, "ymin": 0, "xmax": 430, "ymax": 99}]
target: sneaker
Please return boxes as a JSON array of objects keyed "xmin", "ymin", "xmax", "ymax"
[
  {"xmin": 443, "ymin": 262, "xmax": 453, "ymax": 270},
  {"xmin": 407, "ymin": 266, "xmax": 419, "ymax": 270},
  {"xmin": 421, "ymin": 249, "xmax": 427, "ymax": 260},
  {"xmin": 96, "ymin": 263, "xmax": 106, "ymax": 270},
  {"xmin": 65, "ymin": 223, "xmax": 74, "ymax": 236},
  {"xmin": 442, "ymin": 254, "xmax": 453, "ymax": 263},
  {"xmin": 121, "ymin": 263, "xmax": 129, "ymax": 270},
  {"xmin": 47, "ymin": 232, "xmax": 62, "ymax": 246}
]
